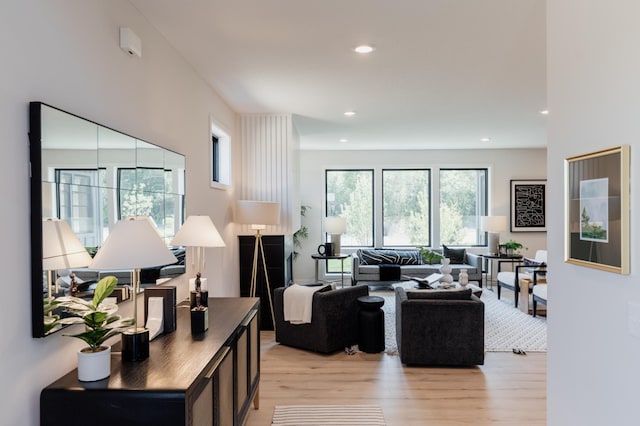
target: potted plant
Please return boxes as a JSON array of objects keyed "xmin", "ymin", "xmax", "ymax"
[
  {"xmin": 503, "ymin": 240, "xmax": 524, "ymax": 256},
  {"xmin": 56, "ymin": 276, "xmax": 134, "ymax": 381},
  {"xmin": 419, "ymin": 247, "xmax": 444, "ymax": 264}
]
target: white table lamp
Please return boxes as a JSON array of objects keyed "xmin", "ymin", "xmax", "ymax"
[
  {"xmin": 324, "ymin": 216, "xmax": 347, "ymax": 255},
  {"xmin": 42, "ymin": 218, "xmax": 93, "ymax": 298},
  {"xmin": 90, "ymin": 217, "xmax": 177, "ymax": 361},
  {"xmin": 480, "ymin": 215, "xmax": 508, "ymax": 255},
  {"xmin": 171, "ymin": 215, "xmax": 226, "ymax": 295}
]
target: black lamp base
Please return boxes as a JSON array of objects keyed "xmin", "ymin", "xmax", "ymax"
[
  {"xmin": 121, "ymin": 328, "xmax": 150, "ymax": 361},
  {"xmin": 191, "ymin": 307, "xmax": 209, "ymax": 334}
]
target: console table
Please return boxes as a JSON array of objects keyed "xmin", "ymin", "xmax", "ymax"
[{"xmin": 41, "ymin": 297, "xmax": 260, "ymax": 426}]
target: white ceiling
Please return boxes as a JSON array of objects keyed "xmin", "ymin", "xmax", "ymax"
[{"xmin": 131, "ymin": 0, "xmax": 546, "ymax": 151}]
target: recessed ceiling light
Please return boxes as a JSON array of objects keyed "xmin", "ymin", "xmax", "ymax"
[
  {"xmin": 339, "ymin": 138, "xmax": 348, "ymax": 143},
  {"xmin": 354, "ymin": 45, "xmax": 375, "ymax": 54},
  {"xmin": 540, "ymin": 110, "xmax": 549, "ymax": 115},
  {"xmin": 480, "ymin": 137, "xmax": 491, "ymax": 142},
  {"xmin": 344, "ymin": 111, "xmax": 356, "ymax": 117}
]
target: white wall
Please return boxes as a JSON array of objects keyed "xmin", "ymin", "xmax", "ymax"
[
  {"xmin": 0, "ymin": 1, "xmax": 238, "ymax": 425},
  {"xmin": 294, "ymin": 148, "xmax": 547, "ymax": 282},
  {"xmin": 547, "ymin": 1, "xmax": 640, "ymax": 424}
]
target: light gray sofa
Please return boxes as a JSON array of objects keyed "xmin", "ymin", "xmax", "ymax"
[{"xmin": 351, "ymin": 248, "xmax": 481, "ymax": 285}]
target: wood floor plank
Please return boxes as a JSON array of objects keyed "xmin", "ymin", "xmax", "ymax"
[{"xmin": 246, "ymin": 331, "xmax": 546, "ymax": 425}]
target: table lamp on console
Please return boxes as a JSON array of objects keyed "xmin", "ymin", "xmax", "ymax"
[
  {"xmin": 42, "ymin": 218, "xmax": 93, "ymax": 298},
  {"xmin": 90, "ymin": 216, "xmax": 177, "ymax": 362},
  {"xmin": 171, "ymin": 215, "xmax": 226, "ymax": 307}
]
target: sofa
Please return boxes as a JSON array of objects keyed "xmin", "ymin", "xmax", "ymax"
[
  {"xmin": 273, "ymin": 284, "xmax": 369, "ymax": 353},
  {"xmin": 351, "ymin": 247, "xmax": 481, "ymax": 285},
  {"xmin": 395, "ymin": 286, "xmax": 485, "ymax": 366}
]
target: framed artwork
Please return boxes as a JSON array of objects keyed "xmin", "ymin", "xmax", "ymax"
[
  {"xmin": 510, "ymin": 179, "xmax": 547, "ymax": 232},
  {"xmin": 565, "ymin": 145, "xmax": 630, "ymax": 274}
]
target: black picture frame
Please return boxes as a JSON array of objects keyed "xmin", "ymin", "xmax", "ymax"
[{"xmin": 510, "ymin": 179, "xmax": 547, "ymax": 232}]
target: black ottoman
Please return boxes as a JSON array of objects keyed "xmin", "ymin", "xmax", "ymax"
[{"xmin": 357, "ymin": 295, "xmax": 385, "ymax": 353}]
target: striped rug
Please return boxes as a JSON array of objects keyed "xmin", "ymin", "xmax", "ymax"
[{"xmin": 271, "ymin": 405, "xmax": 386, "ymax": 425}]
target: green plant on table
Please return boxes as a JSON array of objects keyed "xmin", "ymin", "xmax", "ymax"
[
  {"xmin": 503, "ymin": 240, "xmax": 524, "ymax": 254},
  {"xmin": 56, "ymin": 276, "xmax": 134, "ymax": 352},
  {"xmin": 419, "ymin": 247, "xmax": 444, "ymax": 264}
]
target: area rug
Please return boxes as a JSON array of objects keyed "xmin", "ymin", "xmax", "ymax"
[
  {"xmin": 271, "ymin": 405, "xmax": 386, "ymax": 425},
  {"xmin": 373, "ymin": 287, "xmax": 547, "ymax": 354}
]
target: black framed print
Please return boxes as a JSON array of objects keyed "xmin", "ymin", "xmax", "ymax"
[{"xmin": 510, "ymin": 179, "xmax": 547, "ymax": 232}]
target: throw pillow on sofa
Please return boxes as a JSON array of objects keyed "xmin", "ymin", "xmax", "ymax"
[
  {"xmin": 406, "ymin": 288, "xmax": 472, "ymax": 300},
  {"xmin": 357, "ymin": 249, "xmax": 421, "ymax": 265},
  {"xmin": 407, "ymin": 288, "xmax": 471, "ymax": 300},
  {"xmin": 442, "ymin": 244, "xmax": 466, "ymax": 264}
]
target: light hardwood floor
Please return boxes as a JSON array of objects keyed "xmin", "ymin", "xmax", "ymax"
[{"xmin": 246, "ymin": 331, "xmax": 546, "ymax": 426}]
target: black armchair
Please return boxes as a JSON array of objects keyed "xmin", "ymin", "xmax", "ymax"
[
  {"xmin": 274, "ymin": 285, "xmax": 369, "ymax": 354},
  {"xmin": 395, "ymin": 287, "xmax": 484, "ymax": 366}
]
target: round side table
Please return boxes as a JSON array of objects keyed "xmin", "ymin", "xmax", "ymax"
[{"xmin": 357, "ymin": 296, "xmax": 385, "ymax": 353}]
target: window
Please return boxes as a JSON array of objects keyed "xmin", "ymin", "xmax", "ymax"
[
  {"xmin": 382, "ymin": 169, "xmax": 431, "ymax": 246},
  {"xmin": 118, "ymin": 167, "xmax": 178, "ymax": 242},
  {"xmin": 439, "ymin": 169, "xmax": 488, "ymax": 246},
  {"xmin": 56, "ymin": 169, "xmax": 106, "ymax": 247},
  {"xmin": 326, "ymin": 169, "xmax": 374, "ymax": 247},
  {"xmin": 210, "ymin": 121, "xmax": 231, "ymax": 189},
  {"xmin": 211, "ymin": 134, "xmax": 220, "ymax": 183}
]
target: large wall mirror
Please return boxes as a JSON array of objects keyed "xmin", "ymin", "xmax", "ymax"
[{"xmin": 30, "ymin": 102, "xmax": 186, "ymax": 337}]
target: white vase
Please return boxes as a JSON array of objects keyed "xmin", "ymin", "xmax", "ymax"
[
  {"xmin": 459, "ymin": 269, "xmax": 469, "ymax": 286},
  {"xmin": 439, "ymin": 258, "xmax": 454, "ymax": 283},
  {"xmin": 77, "ymin": 345, "xmax": 111, "ymax": 382}
]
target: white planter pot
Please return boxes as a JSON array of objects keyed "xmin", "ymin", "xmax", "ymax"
[{"xmin": 77, "ymin": 346, "xmax": 111, "ymax": 382}]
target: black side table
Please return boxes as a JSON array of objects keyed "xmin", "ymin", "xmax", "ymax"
[{"xmin": 357, "ymin": 296, "xmax": 385, "ymax": 353}]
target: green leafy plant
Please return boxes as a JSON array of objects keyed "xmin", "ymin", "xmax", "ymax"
[
  {"xmin": 419, "ymin": 247, "xmax": 443, "ymax": 264},
  {"xmin": 292, "ymin": 205, "xmax": 311, "ymax": 260},
  {"xmin": 503, "ymin": 240, "xmax": 524, "ymax": 253},
  {"xmin": 56, "ymin": 276, "xmax": 134, "ymax": 352}
]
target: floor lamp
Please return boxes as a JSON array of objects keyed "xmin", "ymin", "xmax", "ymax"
[
  {"xmin": 480, "ymin": 215, "xmax": 508, "ymax": 255},
  {"xmin": 235, "ymin": 200, "xmax": 280, "ymax": 329}
]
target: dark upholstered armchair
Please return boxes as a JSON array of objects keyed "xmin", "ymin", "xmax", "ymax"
[
  {"xmin": 274, "ymin": 285, "xmax": 369, "ymax": 354},
  {"xmin": 395, "ymin": 287, "xmax": 484, "ymax": 366}
]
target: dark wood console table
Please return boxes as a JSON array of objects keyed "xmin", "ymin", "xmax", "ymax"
[{"xmin": 41, "ymin": 297, "xmax": 260, "ymax": 426}]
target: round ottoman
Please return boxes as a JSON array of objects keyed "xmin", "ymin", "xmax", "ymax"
[{"xmin": 357, "ymin": 295, "xmax": 385, "ymax": 353}]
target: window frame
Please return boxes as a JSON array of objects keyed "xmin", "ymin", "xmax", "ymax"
[
  {"xmin": 438, "ymin": 167, "xmax": 488, "ymax": 247},
  {"xmin": 381, "ymin": 168, "xmax": 432, "ymax": 248}
]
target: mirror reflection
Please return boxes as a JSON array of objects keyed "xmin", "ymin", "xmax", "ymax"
[{"xmin": 31, "ymin": 102, "xmax": 186, "ymax": 337}]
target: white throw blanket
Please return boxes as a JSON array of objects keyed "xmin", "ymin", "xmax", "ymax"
[{"xmin": 283, "ymin": 283, "xmax": 332, "ymax": 324}]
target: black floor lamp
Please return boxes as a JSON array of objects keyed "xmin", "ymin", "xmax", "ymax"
[{"xmin": 235, "ymin": 200, "xmax": 281, "ymax": 329}]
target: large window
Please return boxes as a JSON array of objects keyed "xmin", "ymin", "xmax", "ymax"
[
  {"xmin": 118, "ymin": 167, "xmax": 177, "ymax": 241},
  {"xmin": 326, "ymin": 169, "xmax": 374, "ymax": 247},
  {"xmin": 382, "ymin": 169, "xmax": 431, "ymax": 246},
  {"xmin": 56, "ymin": 169, "xmax": 107, "ymax": 247},
  {"xmin": 439, "ymin": 169, "xmax": 488, "ymax": 246}
]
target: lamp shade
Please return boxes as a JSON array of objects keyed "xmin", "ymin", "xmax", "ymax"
[
  {"xmin": 42, "ymin": 218, "xmax": 93, "ymax": 270},
  {"xmin": 324, "ymin": 216, "xmax": 347, "ymax": 234},
  {"xmin": 235, "ymin": 200, "xmax": 280, "ymax": 228},
  {"xmin": 480, "ymin": 216, "xmax": 508, "ymax": 233},
  {"xmin": 171, "ymin": 215, "xmax": 226, "ymax": 248},
  {"xmin": 90, "ymin": 217, "xmax": 177, "ymax": 270}
]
